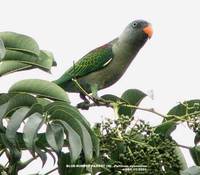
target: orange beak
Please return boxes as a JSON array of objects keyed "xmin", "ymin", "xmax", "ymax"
[{"xmin": 143, "ymin": 24, "xmax": 153, "ymax": 39}]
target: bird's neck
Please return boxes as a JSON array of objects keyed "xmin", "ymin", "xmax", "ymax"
[{"xmin": 113, "ymin": 39, "xmax": 141, "ymax": 65}]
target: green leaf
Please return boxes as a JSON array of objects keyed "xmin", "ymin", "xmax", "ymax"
[
  {"xmin": 121, "ymin": 89, "xmax": 147, "ymax": 106},
  {"xmin": 36, "ymin": 97, "xmax": 51, "ymax": 106},
  {"xmin": 0, "ymin": 94, "xmax": 10, "ymax": 130},
  {"xmin": 46, "ymin": 122, "xmax": 64, "ymax": 152},
  {"xmin": 101, "ymin": 94, "xmax": 122, "ymax": 102},
  {"xmin": 0, "ymin": 32, "xmax": 57, "ymax": 76},
  {"xmin": 0, "ymin": 93, "xmax": 10, "ymax": 105},
  {"xmin": 35, "ymin": 146, "xmax": 47, "ymax": 167},
  {"xmin": 23, "ymin": 113, "xmax": 44, "ymax": 153},
  {"xmin": 46, "ymin": 102, "xmax": 90, "ymax": 127},
  {"xmin": 56, "ymin": 120, "xmax": 82, "ymax": 162},
  {"xmin": 36, "ymin": 50, "xmax": 55, "ymax": 70},
  {"xmin": 6, "ymin": 107, "xmax": 30, "ymax": 144},
  {"xmin": 0, "ymin": 39, "xmax": 6, "ymax": 59},
  {"xmin": 58, "ymin": 152, "xmax": 69, "ymax": 175},
  {"xmin": 9, "ymin": 79, "xmax": 70, "ymax": 102},
  {"xmin": 0, "ymin": 103, "xmax": 9, "ymax": 131},
  {"xmin": 174, "ymin": 146, "xmax": 188, "ymax": 170},
  {"xmin": 46, "ymin": 102, "xmax": 99, "ymax": 157},
  {"xmin": 0, "ymin": 50, "xmax": 56, "ymax": 76},
  {"xmin": 3, "ymin": 49, "xmax": 38, "ymax": 62},
  {"xmin": 166, "ymin": 99, "xmax": 200, "ymax": 121},
  {"xmin": 3, "ymin": 50, "xmax": 56, "ymax": 70},
  {"xmin": 58, "ymin": 152, "xmax": 83, "ymax": 175},
  {"xmin": 26, "ymin": 103, "xmax": 43, "ymax": 115},
  {"xmin": 154, "ymin": 121, "xmax": 176, "ymax": 137},
  {"xmin": 0, "ymin": 60, "xmax": 32, "ymax": 77},
  {"xmin": 118, "ymin": 89, "xmax": 147, "ymax": 117},
  {"xmin": 190, "ymin": 146, "xmax": 200, "ymax": 166},
  {"xmin": 50, "ymin": 110, "xmax": 93, "ymax": 162},
  {"xmin": 5, "ymin": 94, "xmax": 36, "ymax": 116},
  {"xmin": 0, "ymin": 32, "xmax": 40, "ymax": 57},
  {"xmin": 181, "ymin": 166, "xmax": 200, "ymax": 175},
  {"xmin": 6, "ymin": 103, "xmax": 43, "ymax": 145},
  {"xmin": 0, "ymin": 134, "xmax": 22, "ymax": 163}
]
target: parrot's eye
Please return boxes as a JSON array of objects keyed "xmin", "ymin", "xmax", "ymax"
[{"xmin": 132, "ymin": 22, "xmax": 137, "ymax": 27}]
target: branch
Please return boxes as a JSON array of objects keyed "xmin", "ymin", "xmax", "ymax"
[
  {"xmin": 44, "ymin": 167, "xmax": 58, "ymax": 175},
  {"xmin": 72, "ymin": 78, "xmax": 166, "ymax": 118},
  {"xmin": 120, "ymin": 104, "xmax": 166, "ymax": 118},
  {"xmin": 177, "ymin": 144, "xmax": 191, "ymax": 150}
]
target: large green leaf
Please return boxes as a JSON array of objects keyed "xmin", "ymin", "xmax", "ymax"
[
  {"xmin": 0, "ymin": 32, "xmax": 57, "ymax": 77},
  {"xmin": 0, "ymin": 60, "xmax": 32, "ymax": 77},
  {"xmin": 5, "ymin": 94, "xmax": 36, "ymax": 116},
  {"xmin": 46, "ymin": 102, "xmax": 90, "ymax": 127},
  {"xmin": 56, "ymin": 120, "xmax": 82, "ymax": 162},
  {"xmin": 46, "ymin": 101, "xmax": 99, "ymax": 157},
  {"xmin": 3, "ymin": 50, "xmax": 38, "ymax": 62},
  {"xmin": 0, "ymin": 94, "xmax": 36, "ymax": 132},
  {"xmin": 23, "ymin": 113, "xmax": 44, "ymax": 153},
  {"xmin": 0, "ymin": 32, "xmax": 40, "ymax": 57},
  {"xmin": 6, "ymin": 107, "xmax": 30, "ymax": 144},
  {"xmin": 154, "ymin": 121, "xmax": 177, "ymax": 137},
  {"xmin": 9, "ymin": 79, "xmax": 70, "ymax": 102},
  {"xmin": 6, "ymin": 104, "xmax": 43, "ymax": 145},
  {"xmin": 50, "ymin": 110, "xmax": 93, "ymax": 162},
  {"xmin": 118, "ymin": 89, "xmax": 147, "ymax": 117},
  {"xmin": 2, "ymin": 50, "xmax": 56, "ymax": 70},
  {"xmin": 166, "ymin": 100, "xmax": 200, "ymax": 121},
  {"xmin": 46, "ymin": 122, "xmax": 64, "ymax": 152}
]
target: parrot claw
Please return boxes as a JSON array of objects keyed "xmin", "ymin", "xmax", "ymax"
[{"xmin": 77, "ymin": 101, "xmax": 90, "ymax": 110}]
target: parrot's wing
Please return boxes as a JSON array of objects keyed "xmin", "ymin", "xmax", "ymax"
[{"xmin": 57, "ymin": 43, "xmax": 114, "ymax": 82}]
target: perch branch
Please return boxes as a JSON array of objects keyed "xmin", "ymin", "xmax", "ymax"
[{"xmin": 72, "ymin": 78, "xmax": 166, "ymax": 118}]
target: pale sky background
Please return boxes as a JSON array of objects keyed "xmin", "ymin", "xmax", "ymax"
[{"xmin": 0, "ymin": 0, "xmax": 200, "ymax": 174}]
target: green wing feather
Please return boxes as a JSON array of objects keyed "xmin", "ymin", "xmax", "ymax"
[{"xmin": 54, "ymin": 43, "xmax": 114, "ymax": 85}]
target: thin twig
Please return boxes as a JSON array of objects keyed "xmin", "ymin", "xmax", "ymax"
[
  {"xmin": 86, "ymin": 102, "xmax": 165, "ymax": 118},
  {"xmin": 121, "ymin": 104, "xmax": 166, "ymax": 118},
  {"xmin": 177, "ymin": 144, "xmax": 191, "ymax": 150},
  {"xmin": 44, "ymin": 167, "xmax": 58, "ymax": 175}
]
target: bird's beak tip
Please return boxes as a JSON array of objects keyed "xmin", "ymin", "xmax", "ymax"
[{"xmin": 143, "ymin": 24, "xmax": 153, "ymax": 39}]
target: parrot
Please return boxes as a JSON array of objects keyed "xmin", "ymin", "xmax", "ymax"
[{"xmin": 53, "ymin": 19, "xmax": 153, "ymax": 103}]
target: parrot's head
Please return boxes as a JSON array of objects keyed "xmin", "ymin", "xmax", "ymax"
[{"xmin": 119, "ymin": 19, "xmax": 153, "ymax": 48}]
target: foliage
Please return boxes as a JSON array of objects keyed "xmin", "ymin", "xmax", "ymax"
[
  {"xmin": 94, "ymin": 118, "xmax": 181, "ymax": 175},
  {"xmin": 0, "ymin": 31, "xmax": 200, "ymax": 175}
]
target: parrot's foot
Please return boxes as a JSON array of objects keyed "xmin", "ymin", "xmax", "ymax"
[
  {"xmin": 77, "ymin": 93, "xmax": 90, "ymax": 110},
  {"xmin": 80, "ymin": 93, "xmax": 90, "ymax": 103},
  {"xmin": 77, "ymin": 101, "xmax": 90, "ymax": 110}
]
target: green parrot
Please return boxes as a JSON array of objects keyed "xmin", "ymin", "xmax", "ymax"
[{"xmin": 53, "ymin": 19, "xmax": 153, "ymax": 101}]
